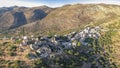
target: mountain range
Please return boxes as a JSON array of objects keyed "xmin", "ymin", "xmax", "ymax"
[
  {"xmin": 0, "ymin": 4, "xmax": 120, "ymax": 68},
  {"xmin": 0, "ymin": 4, "xmax": 120, "ymax": 35},
  {"xmin": 0, "ymin": 5, "xmax": 53, "ymax": 32}
]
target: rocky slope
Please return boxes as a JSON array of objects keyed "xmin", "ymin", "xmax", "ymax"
[
  {"xmin": 17, "ymin": 4, "xmax": 120, "ymax": 35},
  {"xmin": 0, "ymin": 4, "xmax": 120, "ymax": 68},
  {"xmin": 0, "ymin": 24, "xmax": 120, "ymax": 68},
  {"xmin": 0, "ymin": 4, "xmax": 120, "ymax": 35},
  {"xmin": 0, "ymin": 6, "xmax": 52, "ymax": 32}
]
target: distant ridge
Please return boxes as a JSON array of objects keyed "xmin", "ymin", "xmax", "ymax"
[
  {"xmin": 0, "ymin": 5, "xmax": 53, "ymax": 32},
  {"xmin": 0, "ymin": 4, "xmax": 120, "ymax": 35},
  {"xmin": 18, "ymin": 4, "xmax": 120, "ymax": 35}
]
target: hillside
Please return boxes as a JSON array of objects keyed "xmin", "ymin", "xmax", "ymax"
[
  {"xmin": 0, "ymin": 6, "xmax": 52, "ymax": 32},
  {"xmin": 0, "ymin": 4, "xmax": 120, "ymax": 35},
  {"xmin": 0, "ymin": 4, "xmax": 120, "ymax": 68},
  {"xmin": 18, "ymin": 4, "xmax": 120, "ymax": 35},
  {"xmin": 0, "ymin": 22, "xmax": 120, "ymax": 68}
]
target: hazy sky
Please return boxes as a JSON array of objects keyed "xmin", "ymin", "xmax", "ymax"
[{"xmin": 0, "ymin": 0, "xmax": 120, "ymax": 7}]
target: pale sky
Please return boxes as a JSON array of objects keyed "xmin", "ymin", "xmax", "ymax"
[{"xmin": 0, "ymin": 0, "xmax": 120, "ymax": 7}]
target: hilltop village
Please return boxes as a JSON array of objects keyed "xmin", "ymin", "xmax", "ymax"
[
  {"xmin": 0, "ymin": 25, "xmax": 118, "ymax": 68},
  {"xmin": 18, "ymin": 26, "xmax": 101, "ymax": 59},
  {"xmin": 0, "ymin": 4, "xmax": 120, "ymax": 68}
]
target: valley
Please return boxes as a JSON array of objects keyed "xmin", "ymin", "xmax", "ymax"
[{"xmin": 0, "ymin": 3, "xmax": 120, "ymax": 68}]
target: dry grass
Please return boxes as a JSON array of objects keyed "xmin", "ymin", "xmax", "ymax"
[{"xmin": 0, "ymin": 40, "xmax": 33, "ymax": 67}]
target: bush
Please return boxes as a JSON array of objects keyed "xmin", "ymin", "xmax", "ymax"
[
  {"xmin": 33, "ymin": 59, "xmax": 42, "ymax": 67},
  {"xmin": 15, "ymin": 40, "xmax": 22, "ymax": 44},
  {"xmin": 33, "ymin": 58, "xmax": 50, "ymax": 68},
  {"xmin": 3, "ymin": 42, "xmax": 9, "ymax": 46},
  {"xmin": 67, "ymin": 50, "xmax": 73, "ymax": 55},
  {"xmin": 0, "ymin": 51, "xmax": 3, "ymax": 56},
  {"xmin": 9, "ymin": 46, "xmax": 17, "ymax": 51},
  {"xmin": 25, "ymin": 53, "xmax": 30, "ymax": 58},
  {"xmin": 8, "ymin": 52, "xmax": 16, "ymax": 56},
  {"xmin": 9, "ymin": 60, "xmax": 27, "ymax": 68},
  {"xmin": 77, "ymin": 42, "xmax": 81, "ymax": 47}
]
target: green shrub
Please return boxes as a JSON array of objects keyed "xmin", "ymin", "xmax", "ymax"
[
  {"xmin": 77, "ymin": 42, "xmax": 81, "ymax": 47},
  {"xmin": 25, "ymin": 53, "xmax": 30, "ymax": 58},
  {"xmin": 3, "ymin": 42, "xmax": 9, "ymax": 46},
  {"xmin": 33, "ymin": 58, "xmax": 50, "ymax": 68},
  {"xmin": 33, "ymin": 59, "xmax": 42, "ymax": 67},
  {"xmin": 9, "ymin": 46, "xmax": 17, "ymax": 51},
  {"xmin": 15, "ymin": 40, "xmax": 22, "ymax": 44},
  {"xmin": 8, "ymin": 52, "xmax": 16, "ymax": 56},
  {"xmin": 0, "ymin": 51, "xmax": 3, "ymax": 56},
  {"xmin": 10, "ymin": 60, "xmax": 27, "ymax": 68},
  {"xmin": 67, "ymin": 50, "xmax": 73, "ymax": 55}
]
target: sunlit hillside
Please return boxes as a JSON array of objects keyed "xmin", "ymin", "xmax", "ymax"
[{"xmin": 0, "ymin": 4, "xmax": 120, "ymax": 68}]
